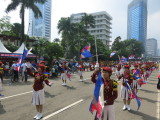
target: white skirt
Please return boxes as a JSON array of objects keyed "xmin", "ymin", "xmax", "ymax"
[
  {"xmin": 78, "ymin": 71, "xmax": 83, "ymax": 77},
  {"xmin": 32, "ymin": 89, "xmax": 45, "ymax": 105},
  {"xmin": 120, "ymin": 85, "xmax": 130, "ymax": 100},
  {"xmin": 132, "ymin": 80, "xmax": 140, "ymax": 89},
  {"xmin": 61, "ymin": 73, "xmax": 67, "ymax": 80},
  {"xmin": 103, "ymin": 105, "xmax": 115, "ymax": 120}
]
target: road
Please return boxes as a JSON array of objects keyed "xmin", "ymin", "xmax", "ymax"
[{"xmin": 0, "ymin": 70, "xmax": 159, "ymax": 120}]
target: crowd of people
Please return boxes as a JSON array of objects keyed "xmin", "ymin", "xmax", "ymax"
[{"xmin": 0, "ymin": 59, "xmax": 159, "ymax": 120}]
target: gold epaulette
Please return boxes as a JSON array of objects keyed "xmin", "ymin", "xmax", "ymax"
[{"xmin": 112, "ymin": 80, "xmax": 118, "ymax": 91}]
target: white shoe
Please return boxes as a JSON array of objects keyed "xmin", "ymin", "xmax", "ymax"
[
  {"xmin": 36, "ymin": 113, "xmax": 43, "ymax": 120},
  {"xmin": 62, "ymin": 83, "xmax": 65, "ymax": 86},
  {"xmin": 122, "ymin": 105, "xmax": 127, "ymax": 110},
  {"xmin": 127, "ymin": 105, "xmax": 131, "ymax": 111},
  {"xmin": 64, "ymin": 83, "xmax": 66, "ymax": 86},
  {"xmin": 79, "ymin": 79, "xmax": 83, "ymax": 82},
  {"xmin": 33, "ymin": 113, "xmax": 39, "ymax": 119}
]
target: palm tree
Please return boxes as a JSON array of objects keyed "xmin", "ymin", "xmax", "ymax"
[
  {"xmin": 6, "ymin": 0, "xmax": 47, "ymax": 44},
  {"xmin": 57, "ymin": 17, "xmax": 75, "ymax": 58},
  {"xmin": 53, "ymin": 38, "xmax": 60, "ymax": 43},
  {"xmin": 81, "ymin": 13, "xmax": 95, "ymax": 28}
]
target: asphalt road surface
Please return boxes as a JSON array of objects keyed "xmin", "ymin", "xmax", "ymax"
[{"xmin": 0, "ymin": 70, "xmax": 159, "ymax": 120}]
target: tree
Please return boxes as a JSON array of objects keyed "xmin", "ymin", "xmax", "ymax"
[
  {"xmin": 0, "ymin": 16, "xmax": 13, "ymax": 34},
  {"xmin": 81, "ymin": 13, "xmax": 95, "ymax": 28},
  {"xmin": 6, "ymin": 0, "xmax": 47, "ymax": 44},
  {"xmin": 11, "ymin": 23, "xmax": 22, "ymax": 37},
  {"xmin": 53, "ymin": 38, "xmax": 60, "ymax": 43},
  {"xmin": 4, "ymin": 43, "xmax": 18, "ymax": 52},
  {"xmin": 111, "ymin": 38, "xmax": 145, "ymax": 58}
]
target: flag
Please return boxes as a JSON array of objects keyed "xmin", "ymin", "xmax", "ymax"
[
  {"xmin": 89, "ymin": 72, "xmax": 103, "ymax": 119},
  {"xmin": 80, "ymin": 45, "xmax": 92, "ymax": 59},
  {"xmin": 120, "ymin": 56, "xmax": 128, "ymax": 63},
  {"xmin": 129, "ymin": 54, "xmax": 134, "ymax": 59},
  {"xmin": 110, "ymin": 51, "xmax": 116, "ymax": 58},
  {"xmin": 137, "ymin": 57, "xmax": 142, "ymax": 60},
  {"xmin": 123, "ymin": 75, "xmax": 141, "ymax": 110},
  {"xmin": 16, "ymin": 48, "xmax": 32, "ymax": 71}
]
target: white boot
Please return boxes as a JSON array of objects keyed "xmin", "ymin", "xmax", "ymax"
[
  {"xmin": 36, "ymin": 113, "xmax": 43, "ymax": 120},
  {"xmin": 33, "ymin": 112, "xmax": 39, "ymax": 119},
  {"xmin": 122, "ymin": 105, "xmax": 127, "ymax": 110},
  {"xmin": 127, "ymin": 105, "xmax": 131, "ymax": 111},
  {"xmin": 79, "ymin": 79, "xmax": 83, "ymax": 82}
]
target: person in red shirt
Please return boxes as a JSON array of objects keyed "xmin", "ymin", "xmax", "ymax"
[
  {"xmin": 27, "ymin": 63, "xmax": 53, "ymax": 120},
  {"xmin": 91, "ymin": 67, "xmax": 118, "ymax": 120}
]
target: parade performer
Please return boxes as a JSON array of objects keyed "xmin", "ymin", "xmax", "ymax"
[
  {"xmin": 27, "ymin": 63, "xmax": 53, "ymax": 120},
  {"xmin": 77, "ymin": 62, "xmax": 85, "ymax": 82},
  {"xmin": 91, "ymin": 67, "xmax": 118, "ymax": 120},
  {"xmin": 0, "ymin": 62, "xmax": 4, "ymax": 83},
  {"xmin": 115, "ymin": 64, "xmax": 121, "ymax": 81},
  {"xmin": 157, "ymin": 72, "xmax": 160, "ymax": 90},
  {"xmin": 119, "ymin": 65, "xmax": 133, "ymax": 111},
  {"xmin": 132, "ymin": 64, "xmax": 141, "ymax": 93},
  {"xmin": 60, "ymin": 62, "xmax": 68, "ymax": 85}
]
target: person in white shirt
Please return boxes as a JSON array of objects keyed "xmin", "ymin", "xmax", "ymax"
[{"xmin": 21, "ymin": 60, "xmax": 28, "ymax": 82}]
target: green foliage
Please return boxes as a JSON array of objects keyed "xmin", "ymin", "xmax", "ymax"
[
  {"xmin": 4, "ymin": 43, "xmax": 19, "ymax": 52},
  {"xmin": 11, "ymin": 23, "xmax": 22, "ymax": 37},
  {"xmin": 111, "ymin": 37, "xmax": 145, "ymax": 58},
  {"xmin": 0, "ymin": 16, "xmax": 13, "ymax": 34},
  {"xmin": 57, "ymin": 13, "xmax": 96, "ymax": 60}
]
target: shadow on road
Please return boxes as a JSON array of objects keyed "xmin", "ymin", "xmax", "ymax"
[
  {"xmin": 83, "ymin": 81, "xmax": 92, "ymax": 85},
  {"xmin": 0, "ymin": 102, "xmax": 6, "ymax": 114},
  {"xmin": 129, "ymin": 110, "xmax": 157, "ymax": 120},
  {"xmin": 141, "ymin": 97, "xmax": 157, "ymax": 103},
  {"xmin": 64, "ymin": 85, "xmax": 76, "ymax": 90},
  {"xmin": 44, "ymin": 91, "xmax": 58, "ymax": 98},
  {"xmin": 140, "ymin": 89, "xmax": 158, "ymax": 94}
]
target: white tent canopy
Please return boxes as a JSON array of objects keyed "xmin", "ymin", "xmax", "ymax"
[
  {"xmin": 13, "ymin": 43, "xmax": 33, "ymax": 54},
  {"xmin": 0, "ymin": 40, "xmax": 11, "ymax": 53}
]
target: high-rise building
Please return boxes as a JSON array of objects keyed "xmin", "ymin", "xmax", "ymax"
[
  {"xmin": 146, "ymin": 38, "xmax": 157, "ymax": 57},
  {"xmin": 127, "ymin": 0, "xmax": 147, "ymax": 45},
  {"xmin": 71, "ymin": 11, "xmax": 112, "ymax": 46},
  {"xmin": 28, "ymin": 0, "xmax": 52, "ymax": 40}
]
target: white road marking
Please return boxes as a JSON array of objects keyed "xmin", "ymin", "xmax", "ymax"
[
  {"xmin": 42, "ymin": 99, "xmax": 84, "ymax": 120},
  {"xmin": 157, "ymin": 90, "xmax": 160, "ymax": 120},
  {"xmin": 0, "ymin": 91, "xmax": 32, "ymax": 100}
]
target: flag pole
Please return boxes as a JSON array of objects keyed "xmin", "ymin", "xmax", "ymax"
[{"xmin": 94, "ymin": 35, "xmax": 98, "ymax": 63}]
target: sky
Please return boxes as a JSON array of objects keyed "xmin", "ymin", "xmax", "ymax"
[{"xmin": 0, "ymin": 0, "xmax": 160, "ymax": 48}]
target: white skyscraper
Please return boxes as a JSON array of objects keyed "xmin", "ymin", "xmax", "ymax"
[
  {"xmin": 71, "ymin": 11, "xmax": 112, "ymax": 46},
  {"xmin": 28, "ymin": 0, "xmax": 52, "ymax": 41}
]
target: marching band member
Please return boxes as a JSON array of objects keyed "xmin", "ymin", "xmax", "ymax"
[
  {"xmin": 77, "ymin": 62, "xmax": 85, "ymax": 82},
  {"xmin": 60, "ymin": 62, "xmax": 68, "ymax": 86},
  {"xmin": 132, "ymin": 64, "xmax": 141, "ymax": 93},
  {"xmin": 119, "ymin": 65, "xmax": 134, "ymax": 111},
  {"xmin": 91, "ymin": 67, "xmax": 118, "ymax": 120},
  {"xmin": 27, "ymin": 63, "xmax": 53, "ymax": 120}
]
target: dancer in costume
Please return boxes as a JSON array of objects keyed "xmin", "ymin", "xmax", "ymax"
[
  {"xmin": 27, "ymin": 63, "xmax": 53, "ymax": 120},
  {"xmin": 91, "ymin": 67, "xmax": 118, "ymax": 120}
]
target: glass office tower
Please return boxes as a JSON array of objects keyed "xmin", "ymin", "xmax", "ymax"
[
  {"xmin": 127, "ymin": 0, "xmax": 147, "ymax": 44},
  {"xmin": 28, "ymin": 0, "xmax": 51, "ymax": 40}
]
